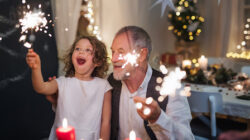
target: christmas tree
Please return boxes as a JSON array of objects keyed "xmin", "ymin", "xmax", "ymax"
[{"xmin": 168, "ymin": 0, "xmax": 204, "ymax": 42}]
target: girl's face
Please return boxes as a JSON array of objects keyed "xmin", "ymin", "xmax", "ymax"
[{"xmin": 72, "ymin": 39, "xmax": 97, "ymax": 79}]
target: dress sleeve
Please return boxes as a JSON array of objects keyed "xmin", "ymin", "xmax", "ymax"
[
  {"xmin": 104, "ymin": 80, "xmax": 113, "ymax": 93},
  {"xmin": 55, "ymin": 76, "xmax": 66, "ymax": 97},
  {"xmin": 55, "ymin": 76, "xmax": 65, "ymax": 89}
]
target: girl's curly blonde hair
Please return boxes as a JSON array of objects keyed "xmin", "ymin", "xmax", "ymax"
[{"xmin": 63, "ymin": 35, "xmax": 109, "ymax": 78}]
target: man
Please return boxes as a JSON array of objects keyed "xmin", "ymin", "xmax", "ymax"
[
  {"xmin": 108, "ymin": 26, "xmax": 194, "ymax": 140},
  {"xmin": 47, "ymin": 26, "xmax": 194, "ymax": 140}
]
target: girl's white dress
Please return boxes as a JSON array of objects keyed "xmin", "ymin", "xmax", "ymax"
[{"xmin": 48, "ymin": 76, "xmax": 112, "ymax": 140}]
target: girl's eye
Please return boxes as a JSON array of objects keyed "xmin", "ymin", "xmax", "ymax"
[
  {"xmin": 86, "ymin": 48, "xmax": 93, "ymax": 53},
  {"xmin": 75, "ymin": 48, "xmax": 80, "ymax": 51}
]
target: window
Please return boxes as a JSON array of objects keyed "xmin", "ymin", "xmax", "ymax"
[{"xmin": 240, "ymin": 0, "xmax": 250, "ymax": 49}]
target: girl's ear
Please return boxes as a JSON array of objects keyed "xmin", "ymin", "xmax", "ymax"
[
  {"xmin": 138, "ymin": 48, "xmax": 148, "ymax": 62},
  {"xmin": 94, "ymin": 61, "xmax": 101, "ymax": 67}
]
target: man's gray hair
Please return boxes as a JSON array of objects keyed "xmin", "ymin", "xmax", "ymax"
[{"xmin": 115, "ymin": 26, "xmax": 152, "ymax": 59}]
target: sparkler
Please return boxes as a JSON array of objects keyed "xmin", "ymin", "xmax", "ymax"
[
  {"xmin": 19, "ymin": 11, "xmax": 47, "ymax": 33},
  {"xmin": 157, "ymin": 65, "xmax": 190, "ymax": 102},
  {"xmin": 119, "ymin": 50, "xmax": 140, "ymax": 69},
  {"xmin": 18, "ymin": 2, "xmax": 51, "ymax": 48}
]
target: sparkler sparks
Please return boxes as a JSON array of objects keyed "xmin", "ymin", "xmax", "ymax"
[
  {"xmin": 145, "ymin": 97, "xmax": 153, "ymax": 105},
  {"xmin": 24, "ymin": 42, "xmax": 32, "ymax": 48},
  {"xmin": 19, "ymin": 11, "xmax": 47, "ymax": 33},
  {"xmin": 157, "ymin": 65, "xmax": 188, "ymax": 102},
  {"xmin": 136, "ymin": 102, "xmax": 143, "ymax": 110},
  {"xmin": 143, "ymin": 107, "xmax": 151, "ymax": 115},
  {"xmin": 118, "ymin": 50, "xmax": 140, "ymax": 69},
  {"xmin": 18, "ymin": 3, "xmax": 52, "ymax": 48}
]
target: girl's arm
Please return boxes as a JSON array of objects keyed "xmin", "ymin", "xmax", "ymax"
[
  {"xmin": 100, "ymin": 90, "xmax": 112, "ymax": 140},
  {"xmin": 26, "ymin": 49, "xmax": 58, "ymax": 95}
]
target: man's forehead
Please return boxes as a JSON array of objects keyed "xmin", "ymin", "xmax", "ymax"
[{"xmin": 111, "ymin": 33, "xmax": 132, "ymax": 50}]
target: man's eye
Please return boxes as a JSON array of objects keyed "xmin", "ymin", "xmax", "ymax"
[{"xmin": 118, "ymin": 50, "xmax": 125, "ymax": 54}]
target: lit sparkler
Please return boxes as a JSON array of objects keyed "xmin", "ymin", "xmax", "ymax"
[
  {"xmin": 19, "ymin": 11, "xmax": 47, "ymax": 33},
  {"xmin": 157, "ymin": 65, "xmax": 189, "ymax": 102},
  {"xmin": 18, "ymin": 3, "xmax": 51, "ymax": 48},
  {"xmin": 118, "ymin": 50, "xmax": 140, "ymax": 69}
]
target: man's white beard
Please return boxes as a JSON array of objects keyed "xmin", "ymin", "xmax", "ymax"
[{"xmin": 113, "ymin": 68, "xmax": 127, "ymax": 80}]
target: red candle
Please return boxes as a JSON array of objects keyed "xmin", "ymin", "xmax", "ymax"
[
  {"xmin": 56, "ymin": 118, "xmax": 75, "ymax": 140},
  {"xmin": 125, "ymin": 130, "xmax": 141, "ymax": 140}
]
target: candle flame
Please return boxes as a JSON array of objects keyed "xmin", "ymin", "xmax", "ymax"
[
  {"xmin": 129, "ymin": 130, "xmax": 136, "ymax": 140},
  {"xmin": 234, "ymin": 84, "xmax": 243, "ymax": 91},
  {"xmin": 62, "ymin": 118, "xmax": 68, "ymax": 128}
]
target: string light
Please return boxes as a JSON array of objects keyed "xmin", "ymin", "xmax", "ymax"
[
  {"xmin": 237, "ymin": 45, "xmax": 241, "ymax": 49},
  {"xmin": 168, "ymin": 26, "xmax": 174, "ymax": 30},
  {"xmin": 176, "ymin": 12, "xmax": 180, "ymax": 16},
  {"xmin": 191, "ymin": 16, "xmax": 195, "ymax": 20},
  {"xmin": 227, "ymin": 19, "xmax": 250, "ymax": 60},
  {"xmin": 84, "ymin": 0, "xmax": 102, "ymax": 40},
  {"xmin": 183, "ymin": 25, "xmax": 187, "ymax": 29},
  {"xmin": 241, "ymin": 41, "xmax": 246, "ymax": 46},
  {"xmin": 184, "ymin": 1, "xmax": 189, "ymax": 7}
]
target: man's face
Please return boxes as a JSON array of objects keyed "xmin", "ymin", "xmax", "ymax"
[{"xmin": 111, "ymin": 33, "xmax": 134, "ymax": 80}]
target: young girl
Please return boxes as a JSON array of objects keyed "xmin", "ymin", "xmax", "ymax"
[{"xmin": 26, "ymin": 36, "xmax": 112, "ymax": 140}]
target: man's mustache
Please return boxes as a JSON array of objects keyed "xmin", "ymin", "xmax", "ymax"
[{"xmin": 113, "ymin": 62, "xmax": 124, "ymax": 67}]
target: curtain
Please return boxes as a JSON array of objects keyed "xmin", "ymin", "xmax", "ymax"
[
  {"xmin": 199, "ymin": 0, "xmax": 239, "ymax": 57},
  {"xmin": 99, "ymin": 0, "xmax": 176, "ymax": 70},
  {"xmin": 51, "ymin": 0, "xmax": 82, "ymax": 76}
]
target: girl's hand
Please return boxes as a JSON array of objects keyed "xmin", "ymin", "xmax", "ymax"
[{"xmin": 26, "ymin": 49, "xmax": 41, "ymax": 70}]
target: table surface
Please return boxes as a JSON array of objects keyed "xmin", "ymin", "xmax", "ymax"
[{"xmin": 188, "ymin": 83, "xmax": 250, "ymax": 119}]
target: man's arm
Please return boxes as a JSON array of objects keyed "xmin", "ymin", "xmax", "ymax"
[{"xmin": 134, "ymin": 92, "xmax": 194, "ymax": 140}]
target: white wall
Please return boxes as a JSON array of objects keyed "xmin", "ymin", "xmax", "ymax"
[{"xmin": 99, "ymin": 0, "xmax": 176, "ymax": 69}]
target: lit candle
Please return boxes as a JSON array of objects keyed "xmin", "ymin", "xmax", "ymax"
[
  {"xmin": 198, "ymin": 55, "xmax": 208, "ymax": 70},
  {"xmin": 182, "ymin": 60, "xmax": 192, "ymax": 69},
  {"xmin": 56, "ymin": 118, "xmax": 75, "ymax": 140},
  {"xmin": 125, "ymin": 130, "xmax": 141, "ymax": 140},
  {"xmin": 234, "ymin": 84, "xmax": 243, "ymax": 91}
]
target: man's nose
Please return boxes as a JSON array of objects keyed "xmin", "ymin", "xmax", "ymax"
[{"xmin": 111, "ymin": 53, "xmax": 120, "ymax": 63}]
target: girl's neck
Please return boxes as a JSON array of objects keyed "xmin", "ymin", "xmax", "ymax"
[{"xmin": 74, "ymin": 72, "xmax": 93, "ymax": 81}]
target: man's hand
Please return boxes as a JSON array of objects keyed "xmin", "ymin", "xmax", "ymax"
[
  {"xmin": 133, "ymin": 96, "xmax": 161, "ymax": 123},
  {"xmin": 45, "ymin": 76, "xmax": 58, "ymax": 106}
]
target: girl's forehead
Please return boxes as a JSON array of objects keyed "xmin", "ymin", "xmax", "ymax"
[{"xmin": 76, "ymin": 39, "xmax": 93, "ymax": 48}]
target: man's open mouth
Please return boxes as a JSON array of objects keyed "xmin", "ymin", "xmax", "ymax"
[{"xmin": 77, "ymin": 58, "xmax": 86, "ymax": 65}]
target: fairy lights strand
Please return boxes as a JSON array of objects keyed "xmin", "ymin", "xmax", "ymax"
[
  {"xmin": 226, "ymin": 18, "xmax": 250, "ymax": 60},
  {"xmin": 84, "ymin": 0, "xmax": 102, "ymax": 40}
]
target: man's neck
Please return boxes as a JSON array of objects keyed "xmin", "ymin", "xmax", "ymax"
[{"xmin": 124, "ymin": 63, "xmax": 148, "ymax": 93}]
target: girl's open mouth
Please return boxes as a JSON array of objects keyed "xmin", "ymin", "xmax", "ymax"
[{"xmin": 77, "ymin": 58, "xmax": 86, "ymax": 65}]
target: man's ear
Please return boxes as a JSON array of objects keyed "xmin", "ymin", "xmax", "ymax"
[{"xmin": 138, "ymin": 48, "xmax": 148, "ymax": 62}]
